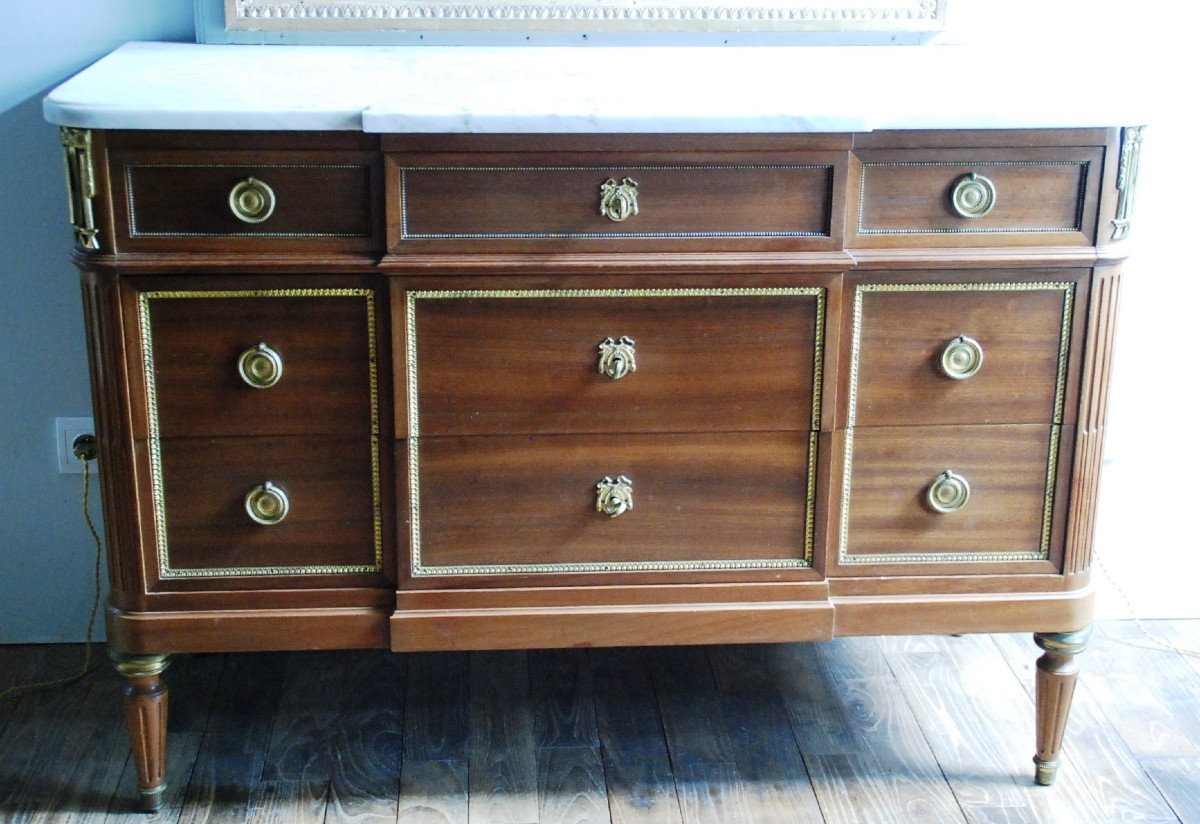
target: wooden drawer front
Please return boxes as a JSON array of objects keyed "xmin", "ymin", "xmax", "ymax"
[
  {"xmin": 853, "ymin": 147, "xmax": 1102, "ymax": 246},
  {"xmin": 115, "ymin": 152, "xmax": 378, "ymax": 249},
  {"xmin": 393, "ymin": 159, "xmax": 836, "ymax": 248},
  {"xmin": 840, "ymin": 425, "xmax": 1063, "ymax": 567},
  {"xmin": 138, "ymin": 289, "xmax": 379, "ymax": 438},
  {"xmin": 409, "ymin": 288, "xmax": 824, "ymax": 437},
  {"xmin": 850, "ymin": 281, "xmax": 1075, "ymax": 427},
  {"xmin": 150, "ymin": 436, "xmax": 383, "ymax": 582},
  {"xmin": 410, "ymin": 432, "xmax": 815, "ymax": 577}
]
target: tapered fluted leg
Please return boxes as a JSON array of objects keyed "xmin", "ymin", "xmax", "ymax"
[
  {"xmin": 1032, "ymin": 628, "xmax": 1090, "ymax": 786},
  {"xmin": 110, "ymin": 651, "xmax": 170, "ymax": 812}
]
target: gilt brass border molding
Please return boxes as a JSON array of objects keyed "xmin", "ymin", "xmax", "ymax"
[
  {"xmin": 138, "ymin": 288, "xmax": 384, "ymax": 578},
  {"xmin": 857, "ymin": 160, "xmax": 1090, "ymax": 236},
  {"xmin": 227, "ymin": 0, "xmax": 945, "ymax": 33},
  {"xmin": 839, "ymin": 281, "xmax": 1074, "ymax": 565},
  {"xmin": 399, "ymin": 165, "xmax": 832, "ymax": 240},
  {"xmin": 405, "ymin": 287, "xmax": 824, "ymax": 577}
]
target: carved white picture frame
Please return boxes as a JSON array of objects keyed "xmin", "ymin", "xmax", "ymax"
[{"xmin": 225, "ymin": 0, "xmax": 946, "ymax": 32}]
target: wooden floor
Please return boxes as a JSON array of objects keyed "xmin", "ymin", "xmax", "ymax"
[{"xmin": 1, "ymin": 621, "xmax": 1197, "ymax": 823}]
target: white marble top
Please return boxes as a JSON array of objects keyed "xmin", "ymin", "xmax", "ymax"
[{"xmin": 44, "ymin": 42, "xmax": 1145, "ymax": 133}]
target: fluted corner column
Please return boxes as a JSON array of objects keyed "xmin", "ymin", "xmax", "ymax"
[
  {"xmin": 1032, "ymin": 627, "xmax": 1091, "ymax": 786},
  {"xmin": 110, "ymin": 651, "xmax": 171, "ymax": 812}
]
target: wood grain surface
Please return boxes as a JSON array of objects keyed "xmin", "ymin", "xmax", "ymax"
[
  {"xmin": 852, "ymin": 146, "xmax": 1103, "ymax": 246},
  {"xmin": 394, "ymin": 158, "xmax": 836, "ymax": 249},
  {"xmin": 416, "ymin": 431, "xmax": 811, "ymax": 570},
  {"xmin": 992, "ymin": 632, "xmax": 1182, "ymax": 823},
  {"xmin": 141, "ymin": 290, "xmax": 376, "ymax": 439},
  {"xmin": 880, "ymin": 633, "xmax": 1109, "ymax": 822},
  {"xmin": 411, "ymin": 291, "xmax": 820, "ymax": 437},
  {"xmin": 852, "ymin": 283, "xmax": 1075, "ymax": 426},
  {"xmin": 4, "ymin": 622, "xmax": 1196, "ymax": 822},
  {"xmin": 154, "ymin": 435, "xmax": 379, "ymax": 578},
  {"xmin": 844, "ymin": 424, "xmax": 1056, "ymax": 560},
  {"xmin": 109, "ymin": 146, "xmax": 381, "ymax": 254}
]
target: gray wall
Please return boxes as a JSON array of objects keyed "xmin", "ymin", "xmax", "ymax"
[{"xmin": 0, "ymin": 2, "xmax": 194, "ymax": 642}]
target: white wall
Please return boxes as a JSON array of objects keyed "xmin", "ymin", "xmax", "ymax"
[
  {"xmin": 0, "ymin": 2, "xmax": 194, "ymax": 643},
  {"xmin": 939, "ymin": 1, "xmax": 1200, "ymax": 618}
]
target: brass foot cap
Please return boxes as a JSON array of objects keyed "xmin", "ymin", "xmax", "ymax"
[
  {"xmin": 138, "ymin": 783, "xmax": 167, "ymax": 813},
  {"xmin": 1033, "ymin": 757, "xmax": 1059, "ymax": 786}
]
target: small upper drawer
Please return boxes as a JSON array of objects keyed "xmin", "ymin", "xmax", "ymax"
[
  {"xmin": 134, "ymin": 286, "xmax": 380, "ymax": 439},
  {"xmin": 848, "ymin": 278, "xmax": 1080, "ymax": 427},
  {"xmin": 389, "ymin": 153, "xmax": 842, "ymax": 252},
  {"xmin": 851, "ymin": 147, "xmax": 1103, "ymax": 246},
  {"xmin": 406, "ymin": 287, "xmax": 824, "ymax": 437},
  {"xmin": 110, "ymin": 148, "xmax": 381, "ymax": 252}
]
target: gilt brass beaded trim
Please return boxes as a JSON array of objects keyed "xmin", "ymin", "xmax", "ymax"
[
  {"xmin": 857, "ymin": 160, "xmax": 1090, "ymax": 236},
  {"xmin": 138, "ymin": 288, "xmax": 383, "ymax": 578},
  {"xmin": 839, "ymin": 281, "xmax": 1075, "ymax": 565},
  {"xmin": 125, "ymin": 164, "xmax": 371, "ymax": 238},
  {"xmin": 399, "ymin": 165, "xmax": 832, "ymax": 240},
  {"xmin": 406, "ymin": 287, "xmax": 825, "ymax": 577}
]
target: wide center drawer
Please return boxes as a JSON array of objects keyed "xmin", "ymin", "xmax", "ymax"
[
  {"xmin": 407, "ymin": 288, "xmax": 825, "ymax": 436},
  {"xmin": 409, "ymin": 431, "xmax": 815, "ymax": 578},
  {"xmin": 388, "ymin": 152, "xmax": 843, "ymax": 251}
]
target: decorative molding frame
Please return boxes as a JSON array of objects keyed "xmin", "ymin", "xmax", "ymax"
[
  {"xmin": 226, "ymin": 0, "xmax": 946, "ymax": 32},
  {"xmin": 405, "ymin": 287, "xmax": 825, "ymax": 577},
  {"xmin": 138, "ymin": 288, "xmax": 385, "ymax": 579},
  {"xmin": 838, "ymin": 281, "xmax": 1075, "ymax": 566}
]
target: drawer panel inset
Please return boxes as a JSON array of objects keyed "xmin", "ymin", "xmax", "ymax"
[
  {"xmin": 852, "ymin": 147, "xmax": 1103, "ymax": 246},
  {"xmin": 408, "ymin": 287, "xmax": 824, "ymax": 437},
  {"xmin": 114, "ymin": 152, "xmax": 379, "ymax": 252},
  {"xmin": 137, "ymin": 288, "xmax": 379, "ymax": 438},
  {"xmin": 391, "ymin": 158, "xmax": 838, "ymax": 250},
  {"xmin": 840, "ymin": 424, "xmax": 1064, "ymax": 567},
  {"xmin": 150, "ymin": 435, "xmax": 383, "ymax": 581},
  {"xmin": 410, "ymin": 431, "xmax": 816, "ymax": 577},
  {"xmin": 850, "ymin": 280, "xmax": 1077, "ymax": 427}
]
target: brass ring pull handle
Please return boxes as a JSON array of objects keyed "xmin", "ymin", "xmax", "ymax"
[
  {"xmin": 927, "ymin": 470, "xmax": 971, "ymax": 514},
  {"xmin": 939, "ymin": 335, "xmax": 984, "ymax": 380},
  {"xmin": 237, "ymin": 342, "xmax": 284, "ymax": 389},
  {"xmin": 598, "ymin": 336, "xmax": 637, "ymax": 380},
  {"xmin": 600, "ymin": 177, "xmax": 639, "ymax": 222},
  {"xmin": 951, "ymin": 172, "xmax": 996, "ymax": 219},
  {"xmin": 596, "ymin": 475, "xmax": 633, "ymax": 518},
  {"xmin": 245, "ymin": 481, "xmax": 290, "ymax": 525},
  {"xmin": 229, "ymin": 176, "xmax": 276, "ymax": 224}
]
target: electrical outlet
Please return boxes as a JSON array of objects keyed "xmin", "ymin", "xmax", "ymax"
[{"xmin": 55, "ymin": 417, "xmax": 95, "ymax": 473}]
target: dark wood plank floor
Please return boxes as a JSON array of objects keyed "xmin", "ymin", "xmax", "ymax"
[{"xmin": 1, "ymin": 620, "xmax": 1197, "ymax": 823}]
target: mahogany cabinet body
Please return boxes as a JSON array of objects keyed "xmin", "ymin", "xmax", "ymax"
[{"xmin": 68, "ymin": 127, "xmax": 1132, "ymax": 808}]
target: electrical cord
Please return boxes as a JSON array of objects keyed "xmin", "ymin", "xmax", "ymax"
[
  {"xmin": 1094, "ymin": 551, "xmax": 1200, "ymax": 659},
  {"xmin": 0, "ymin": 452, "xmax": 104, "ymax": 703}
]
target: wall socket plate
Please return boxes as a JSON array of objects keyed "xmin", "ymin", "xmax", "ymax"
[{"xmin": 55, "ymin": 417, "xmax": 95, "ymax": 474}]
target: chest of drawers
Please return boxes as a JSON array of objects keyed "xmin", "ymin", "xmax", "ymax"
[{"xmin": 52, "ymin": 102, "xmax": 1139, "ymax": 809}]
